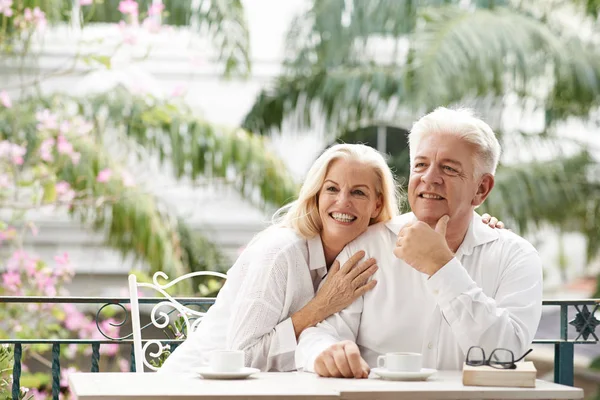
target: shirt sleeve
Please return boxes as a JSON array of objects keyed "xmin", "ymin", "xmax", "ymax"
[
  {"xmin": 225, "ymin": 243, "xmax": 299, "ymax": 372},
  {"xmin": 426, "ymin": 243, "xmax": 543, "ymax": 358},
  {"xmin": 295, "ymin": 246, "xmax": 365, "ymax": 373}
]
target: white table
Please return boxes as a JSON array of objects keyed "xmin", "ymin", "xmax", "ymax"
[{"xmin": 69, "ymin": 371, "xmax": 584, "ymax": 400}]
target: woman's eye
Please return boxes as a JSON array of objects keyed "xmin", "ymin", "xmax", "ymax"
[
  {"xmin": 353, "ymin": 190, "xmax": 366, "ymax": 196},
  {"xmin": 326, "ymin": 186, "xmax": 338, "ymax": 192}
]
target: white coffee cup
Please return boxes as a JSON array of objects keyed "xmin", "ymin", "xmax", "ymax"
[
  {"xmin": 377, "ymin": 352, "xmax": 422, "ymax": 372},
  {"xmin": 209, "ymin": 350, "xmax": 244, "ymax": 372}
]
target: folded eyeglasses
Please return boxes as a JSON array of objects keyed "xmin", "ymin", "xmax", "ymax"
[{"xmin": 466, "ymin": 346, "xmax": 533, "ymax": 369}]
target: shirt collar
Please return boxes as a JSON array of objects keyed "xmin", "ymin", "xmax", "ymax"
[
  {"xmin": 307, "ymin": 234, "xmax": 327, "ymax": 271},
  {"xmin": 456, "ymin": 211, "xmax": 499, "ymax": 257},
  {"xmin": 385, "ymin": 211, "xmax": 499, "ymax": 257}
]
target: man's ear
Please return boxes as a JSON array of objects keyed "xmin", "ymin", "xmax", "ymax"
[{"xmin": 472, "ymin": 174, "xmax": 494, "ymax": 207}]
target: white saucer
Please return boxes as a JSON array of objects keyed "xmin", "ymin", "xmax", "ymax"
[
  {"xmin": 193, "ymin": 367, "xmax": 260, "ymax": 380},
  {"xmin": 371, "ymin": 368, "xmax": 437, "ymax": 381}
]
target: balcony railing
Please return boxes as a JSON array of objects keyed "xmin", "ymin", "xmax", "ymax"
[{"xmin": 0, "ymin": 297, "xmax": 598, "ymax": 400}]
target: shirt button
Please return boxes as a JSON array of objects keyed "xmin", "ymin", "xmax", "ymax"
[{"xmin": 428, "ymin": 342, "xmax": 433, "ymax": 349}]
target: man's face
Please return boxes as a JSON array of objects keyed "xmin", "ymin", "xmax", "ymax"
[{"xmin": 408, "ymin": 132, "xmax": 491, "ymax": 227}]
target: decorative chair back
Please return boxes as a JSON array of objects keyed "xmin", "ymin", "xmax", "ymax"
[{"xmin": 128, "ymin": 271, "xmax": 227, "ymax": 373}]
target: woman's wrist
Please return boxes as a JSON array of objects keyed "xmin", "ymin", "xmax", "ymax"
[{"xmin": 291, "ymin": 298, "xmax": 325, "ymax": 339}]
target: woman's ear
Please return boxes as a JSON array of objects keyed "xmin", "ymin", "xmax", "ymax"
[{"xmin": 371, "ymin": 194, "xmax": 384, "ymax": 219}]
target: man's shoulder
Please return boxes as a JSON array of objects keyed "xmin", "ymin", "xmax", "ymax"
[
  {"xmin": 494, "ymin": 228, "xmax": 538, "ymax": 255},
  {"xmin": 347, "ymin": 214, "xmax": 412, "ymax": 248}
]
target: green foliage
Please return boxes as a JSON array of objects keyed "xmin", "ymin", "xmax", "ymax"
[
  {"xmin": 83, "ymin": 87, "xmax": 300, "ymax": 211},
  {"xmin": 243, "ymin": 0, "xmax": 600, "ymax": 261}
]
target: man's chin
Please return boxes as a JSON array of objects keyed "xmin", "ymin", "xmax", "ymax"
[{"xmin": 414, "ymin": 211, "xmax": 444, "ymax": 226}]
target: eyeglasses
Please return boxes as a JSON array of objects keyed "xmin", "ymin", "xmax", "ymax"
[{"xmin": 465, "ymin": 346, "xmax": 533, "ymax": 369}]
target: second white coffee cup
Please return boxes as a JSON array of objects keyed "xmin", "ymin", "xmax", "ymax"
[
  {"xmin": 377, "ymin": 352, "xmax": 422, "ymax": 372},
  {"xmin": 209, "ymin": 350, "xmax": 244, "ymax": 372}
]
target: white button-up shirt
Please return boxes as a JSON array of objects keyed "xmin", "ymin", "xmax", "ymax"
[
  {"xmin": 160, "ymin": 226, "xmax": 327, "ymax": 373},
  {"xmin": 296, "ymin": 212, "xmax": 543, "ymax": 372}
]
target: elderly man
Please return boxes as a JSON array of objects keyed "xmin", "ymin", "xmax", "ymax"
[{"xmin": 295, "ymin": 107, "xmax": 543, "ymax": 379}]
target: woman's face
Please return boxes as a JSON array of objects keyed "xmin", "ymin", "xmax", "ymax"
[{"xmin": 318, "ymin": 158, "xmax": 383, "ymax": 251}]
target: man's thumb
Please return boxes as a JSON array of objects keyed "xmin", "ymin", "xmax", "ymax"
[{"xmin": 435, "ymin": 215, "xmax": 450, "ymax": 235}]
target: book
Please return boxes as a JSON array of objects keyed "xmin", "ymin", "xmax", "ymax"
[{"xmin": 462, "ymin": 361, "xmax": 537, "ymax": 388}]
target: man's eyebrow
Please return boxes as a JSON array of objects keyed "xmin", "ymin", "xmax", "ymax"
[{"xmin": 441, "ymin": 158, "xmax": 462, "ymax": 167}]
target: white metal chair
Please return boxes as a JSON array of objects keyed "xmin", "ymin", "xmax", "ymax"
[{"xmin": 128, "ymin": 271, "xmax": 227, "ymax": 373}]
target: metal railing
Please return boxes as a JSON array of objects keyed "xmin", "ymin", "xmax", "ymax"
[{"xmin": 0, "ymin": 297, "xmax": 598, "ymax": 400}]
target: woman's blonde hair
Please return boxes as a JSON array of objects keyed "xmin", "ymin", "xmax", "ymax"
[{"xmin": 273, "ymin": 143, "xmax": 400, "ymax": 239}]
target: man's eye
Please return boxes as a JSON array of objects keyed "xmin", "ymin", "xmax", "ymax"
[
  {"xmin": 443, "ymin": 166, "xmax": 458, "ymax": 173},
  {"xmin": 415, "ymin": 163, "xmax": 425, "ymax": 168}
]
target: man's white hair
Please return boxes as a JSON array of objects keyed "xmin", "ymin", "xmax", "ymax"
[{"xmin": 408, "ymin": 107, "xmax": 502, "ymax": 176}]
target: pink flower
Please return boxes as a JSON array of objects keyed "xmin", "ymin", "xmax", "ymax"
[
  {"xmin": 59, "ymin": 121, "xmax": 70, "ymax": 134},
  {"xmin": 118, "ymin": 0, "xmax": 138, "ymax": 15},
  {"xmin": 23, "ymin": 258, "xmax": 38, "ymax": 277},
  {"xmin": 73, "ymin": 117, "xmax": 93, "ymax": 136},
  {"xmin": 54, "ymin": 251, "xmax": 70, "ymax": 266},
  {"xmin": 117, "ymin": 21, "xmax": 138, "ymax": 45},
  {"xmin": 96, "ymin": 168, "xmax": 112, "ymax": 182},
  {"xmin": 70, "ymin": 152, "xmax": 81, "ymax": 165},
  {"xmin": 79, "ymin": 0, "xmax": 93, "ymax": 5},
  {"xmin": 7, "ymin": 249, "xmax": 30, "ymax": 271},
  {"xmin": 3, "ymin": 271, "xmax": 21, "ymax": 292},
  {"xmin": 147, "ymin": 3, "xmax": 164, "ymax": 16},
  {"xmin": 0, "ymin": 141, "xmax": 26, "ymax": 165},
  {"xmin": 34, "ymin": 269, "xmax": 56, "ymax": 296},
  {"xmin": 60, "ymin": 367, "xmax": 77, "ymax": 388},
  {"xmin": 36, "ymin": 109, "xmax": 58, "ymax": 131},
  {"xmin": 56, "ymin": 135, "xmax": 73, "ymax": 155},
  {"xmin": 121, "ymin": 171, "xmax": 135, "ymax": 187},
  {"xmin": 142, "ymin": 17, "xmax": 161, "ymax": 33},
  {"xmin": 27, "ymin": 389, "xmax": 47, "ymax": 400},
  {"xmin": 56, "ymin": 181, "xmax": 76, "ymax": 203},
  {"xmin": 39, "ymin": 137, "xmax": 55, "ymax": 161},
  {"xmin": 0, "ymin": 90, "xmax": 12, "ymax": 108},
  {"xmin": 63, "ymin": 304, "xmax": 88, "ymax": 331},
  {"xmin": 32, "ymin": 7, "xmax": 46, "ymax": 30},
  {"xmin": 118, "ymin": 358, "xmax": 129, "ymax": 372},
  {"xmin": 0, "ymin": 0, "xmax": 13, "ymax": 17}
]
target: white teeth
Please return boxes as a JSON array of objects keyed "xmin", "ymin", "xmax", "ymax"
[
  {"xmin": 331, "ymin": 212, "xmax": 357, "ymax": 222},
  {"xmin": 422, "ymin": 193, "xmax": 443, "ymax": 199}
]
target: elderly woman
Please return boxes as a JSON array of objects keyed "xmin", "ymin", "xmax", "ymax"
[{"xmin": 161, "ymin": 143, "xmax": 502, "ymax": 373}]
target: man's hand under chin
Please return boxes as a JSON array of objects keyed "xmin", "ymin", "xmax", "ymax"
[
  {"xmin": 314, "ymin": 340, "xmax": 370, "ymax": 379},
  {"xmin": 394, "ymin": 215, "xmax": 454, "ymax": 276}
]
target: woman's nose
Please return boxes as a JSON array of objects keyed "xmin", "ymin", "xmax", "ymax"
[{"xmin": 336, "ymin": 192, "xmax": 351, "ymax": 206}]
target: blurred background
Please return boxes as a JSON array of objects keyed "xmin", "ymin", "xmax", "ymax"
[{"xmin": 1, "ymin": 0, "xmax": 600, "ymax": 398}]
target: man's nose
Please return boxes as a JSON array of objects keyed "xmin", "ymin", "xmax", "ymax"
[{"xmin": 421, "ymin": 166, "xmax": 443, "ymax": 184}]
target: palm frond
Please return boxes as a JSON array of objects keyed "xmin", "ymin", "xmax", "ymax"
[
  {"xmin": 245, "ymin": 5, "xmax": 600, "ymax": 135},
  {"xmin": 481, "ymin": 151, "xmax": 600, "ymax": 259},
  {"xmin": 82, "ymin": 88, "xmax": 299, "ymax": 210}
]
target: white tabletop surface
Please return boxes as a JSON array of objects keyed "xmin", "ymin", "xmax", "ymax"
[{"xmin": 68, "ymin": 371, "xmax": 584, "ymax": 400}]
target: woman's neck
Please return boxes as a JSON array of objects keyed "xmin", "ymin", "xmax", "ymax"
[{"xmin": 322, "ymin": 240, "xmax": 343, "ymax": 269}]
